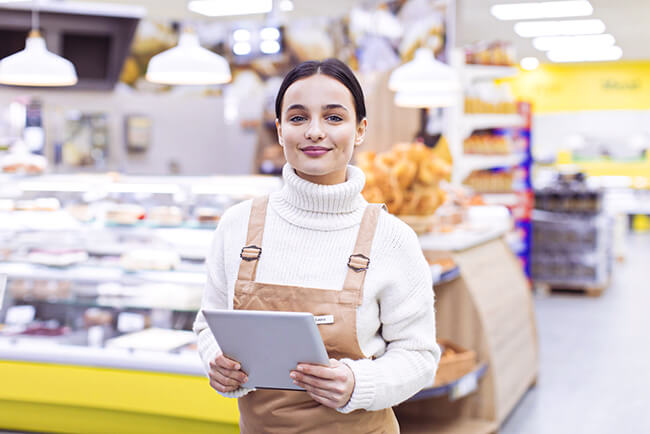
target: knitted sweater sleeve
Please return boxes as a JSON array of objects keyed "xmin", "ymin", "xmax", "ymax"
[
  {"xmin": 192, "ymin": 216, "xmax": 254, "ymax": 399},
  {"xmin": 338, "ymin": 219, "xmax": 440, "ymax": 413}
]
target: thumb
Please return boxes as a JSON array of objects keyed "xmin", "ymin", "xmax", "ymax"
[{"xmin": 329, "ymin": 358, "xmax": 340, "ymax": 367}]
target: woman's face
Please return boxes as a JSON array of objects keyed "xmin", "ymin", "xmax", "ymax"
[{"xmin": 276, "ymin": 74, "xmax": 367, "ymax": 185}]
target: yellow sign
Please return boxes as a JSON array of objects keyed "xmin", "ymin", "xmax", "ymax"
[{"xmin": 501, "ymin": 61, "xmax": 650, "ymax": 113}]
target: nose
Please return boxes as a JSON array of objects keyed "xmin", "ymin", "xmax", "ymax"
[{"xmin": 305, "ymin": 119, "xmax": 325, "ymax": 141}]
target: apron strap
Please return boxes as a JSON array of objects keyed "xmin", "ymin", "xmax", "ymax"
[
  {"xmin": 342, "ymin": 203, "xmax": 384, "ymax": 304},
  {"xmin": 237, "ymin": 195, "xmax": 269, "ymax": 282}
]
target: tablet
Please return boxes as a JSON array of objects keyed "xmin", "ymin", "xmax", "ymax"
[{"xmin": 202, "ymin": 309, "xmax": 329, "ymax": 391}]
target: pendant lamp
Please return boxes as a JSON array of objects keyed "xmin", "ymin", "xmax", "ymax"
[
  {"xmin": 145, "ymin": 28, "xmax": 232, "ymax": 85},
  {"xmin": 388, "ymin": 48, "xmax": 460, "ymax": 108},
  {"xmin": 0, "ymin": 3, "xmax": 78, "ymax": 87}
]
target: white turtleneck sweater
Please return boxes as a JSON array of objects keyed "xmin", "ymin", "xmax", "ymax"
[{"xmin": 193, "ymin": 164, "xmax": 440, "ymax": 413}]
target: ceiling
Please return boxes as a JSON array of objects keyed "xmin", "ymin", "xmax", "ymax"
[
  {"xmin": 457, "ymin": 0, "xmax": 650, "ymax": 61},
  {"xmin": 70, "ymin": 0, "xmax": 650, "ymax": 61}
]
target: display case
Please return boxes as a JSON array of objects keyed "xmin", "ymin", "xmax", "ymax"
[{"xmin": 1, "ymin": 173, "xmax": 537, "ymax": 434}]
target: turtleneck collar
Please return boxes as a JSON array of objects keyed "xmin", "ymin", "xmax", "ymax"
[{"xmin": 268, "ymin": 163, "xmax": 368, "ymax": 231}]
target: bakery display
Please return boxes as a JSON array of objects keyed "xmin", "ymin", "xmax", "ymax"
[
  {"xmin": 14, "ymin": 198, "xmax": 61, "ymax": 212},
  {"xmin": 195, "ymin": 207, "xmax": 221, "ymax": 225},
  {"xmin": 433, "ymin": 339, "xmax": 477, "ymax": 387},
  {"xmin": 0, "ymin": 151, "xmax": 47, "ymax": 174},
  {"xmin": 27, "ymin": 249, "xmax": 89, "ymax": 267},
  {"xmin": 120, "ymin": 248, "xmax": 181, "ymax": 271},
  {"xmin": 357, "ymin": 142, "xmax": 451, "ymax": 217},
  {"xmin": 105, "ymin": 204, "xmax": 146, "ymax": 225},
  {"xmin": 147, "ymin": 206, "xmax": 183, "ymax": 227}
]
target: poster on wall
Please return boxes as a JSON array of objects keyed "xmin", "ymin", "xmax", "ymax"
[{"xmin": 125, "ymin": 114, "xmax": 152, "ymax": 154}]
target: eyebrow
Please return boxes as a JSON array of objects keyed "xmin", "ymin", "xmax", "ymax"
[{"xmin": 285, "ymin": 104, "xmax": 349, "ymax": 112}]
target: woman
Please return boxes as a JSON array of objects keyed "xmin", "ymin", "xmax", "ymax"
[{"xmin": 193, "ymin": 58, "xmax": 440, "ymax": 433}]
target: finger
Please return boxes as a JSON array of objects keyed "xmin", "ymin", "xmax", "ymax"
[
  {"xmin": 212, "ymin": 364, "xmax": 248, "ymax": 383},
  {"xmin": 307, "ymin": 391, "xmax": 339, "ymax": 409},
  {"xmin": 292, "ymin": 379, "xmax": 331, "ymax": 399},
  {"xmin": 215, "ymin": 354, "xmax": 241, "ymax": 370},
  {"xmin": 212, "ymin": 369, "xmax": 246, "ymax": 387},
  {"xmin": 296, "ymin": 363, "xmax": 338, "ymax": 380},
  {"xmin": 291, "ymin": 371, "xmax": 336, "ymax": 391},
  {"xmin": 210, "ymin": 377, "xmax": 237, "ymax": 393}
]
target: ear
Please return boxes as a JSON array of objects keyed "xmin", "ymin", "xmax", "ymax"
[
  {"xmin": 275, "ymin": 119, "xmax": 284, "ymax": 147},
  {"xmin": 354, "ymin": 118, "xmax": 368, "ymax": 148}
]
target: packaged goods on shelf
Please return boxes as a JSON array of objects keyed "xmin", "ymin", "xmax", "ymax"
[
  {"xmin": 465, "ymin": 82, "xmax": 518, "ymax": 114},
  {"xmin": 464, "ymin": 167, "xmax": 530, "ymax": 194},
  {"xmin": 531, "ymin": 212, "xmax": 612, "ymax": 288},
  {"xmin": 534, "ymin": 174, "xmax": 603, "ymax": 214},
  {"xmin": 531, "ymin": 172, "xmax": 612, "ymax": 288},
  {"xmin": 464, "ymin": 132, "xmax": 512, "ymax": 155},
  {"xmin": 464, "ymin": 41, "xmax": 516, "ymax": 66}
]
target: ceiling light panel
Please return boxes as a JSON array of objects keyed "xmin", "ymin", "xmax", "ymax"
[
  {"xmin": 520, "ymin": 57, "xmax": 540, "ymax": 70},
  {"xmin": 533, "ymin": 33, "xmax": 615, "ymax": 51},
  {"xmin": 188, "ymin": 0, "xmax": 272, "ymax": 17},
  {"xmin": 491, "ymin": 1, "xmax": 593, "ymax": 21},
  {"xmin": 547, "ymin": 45, "xmax": 623, "ymax": 62},
  {"xmin": 514, "ymin": 18, "xmax": 605, "ymax": 37}
]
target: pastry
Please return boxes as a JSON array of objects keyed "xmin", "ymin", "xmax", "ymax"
[
  {"xmin": 148, "ymin": 206, "xmax": 183, "ymax": 226},
  {"xmin": 105, "ymin": 204, "xmax": 146, "ymax": 225}
]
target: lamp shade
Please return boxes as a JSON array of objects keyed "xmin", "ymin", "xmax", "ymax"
[
  {"xmin": 146, "ymin": 31, "xmax": 232, "ymax": 85},
  {"xmin": 0, "ymin": 31, "xmax": 78, "ymax": 87},
  {"xmin": 388, "ymin": 48, "xmax": 460, "ymax": 94}
]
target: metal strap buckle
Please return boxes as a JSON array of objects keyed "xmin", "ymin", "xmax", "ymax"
[
  {"xmin": 240, "ymin": 245, "xmax": 262, "ymax": 261},
  {"xmin": 347, "ymin": 254, "xmax": 370, "ymax": 272}
]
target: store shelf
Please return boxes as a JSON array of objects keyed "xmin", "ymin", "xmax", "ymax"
[
  {"xmin": 0, "ymin": 173, "xmax": 282, "ymax": 198},
  {"xmin": 458, "ymin": 153, "xmax": 525, "ymax": 180},
  {"xmin": 419, "ymin": 222, "xmax": 511, "ymax": 252},
  {"xmin": 462, "ymin": 64, "xmax": 518, "ymax": 82},
  {"xmin": 0, "ymin": 338, "xmax": 204, "ymax": 375},
  {"xmin": 463, "ymin": 114, "xmax": 525, "ymax": 138},
  {"xmin": 407, "ymin": 363, "xmax": 488, "ymax": 402},
  {"xmin": 0, "ymin": 262, "xmax": 206, "ymax": 286},
  {"xmin": 401, "ymin": 417, "xmax": 497, "ymax": 434}
]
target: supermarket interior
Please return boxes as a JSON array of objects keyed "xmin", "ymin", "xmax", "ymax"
[{"xmin": 1, "ymin": 0, "xmax": 649, "ymax": 433}]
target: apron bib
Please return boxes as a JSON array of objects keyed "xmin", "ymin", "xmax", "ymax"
[{"xmin": 233, "ymin": 196, "xmax": 399, "ymax": 434}]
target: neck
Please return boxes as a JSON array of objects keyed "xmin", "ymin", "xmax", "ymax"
[{"xmin": 295, "ymin": 168, "xmax": 347, "ymax": 185}]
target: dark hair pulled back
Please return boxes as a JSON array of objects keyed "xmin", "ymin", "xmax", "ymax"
[{"xmin": 275, "ymin": 58, "xmax": 366, "ymax": 124}]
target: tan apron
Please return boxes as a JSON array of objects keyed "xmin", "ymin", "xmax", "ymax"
[{"xmin": 233, "ymin": 196, "xmax": 399, "ymax": 434}]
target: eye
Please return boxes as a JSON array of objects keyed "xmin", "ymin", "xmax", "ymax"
[
  {"xmin": 289, "ymin": 115, "xmax": 306, "ymax": 122},
  {"xmin": 326, "ymin": 115, "xmax": 343, "ymax": 122}
]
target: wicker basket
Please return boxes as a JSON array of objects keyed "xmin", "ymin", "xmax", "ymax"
[
  {"xmin": 397, "ymin": 214, "xmax": 437, "ymax": 235},
  {"xmin": 433, "ymin": 339, "xmax": 478, "ymax": 387}
]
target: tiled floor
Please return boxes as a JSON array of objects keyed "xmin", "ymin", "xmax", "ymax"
[{"xmin": 500, "ymin": 233, "xmax": 650, "ymax": 434}]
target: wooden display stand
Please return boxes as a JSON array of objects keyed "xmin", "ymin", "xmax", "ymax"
[{"xmin": 396, "ymin": 236, "xmax": 538, "ymax": 433}]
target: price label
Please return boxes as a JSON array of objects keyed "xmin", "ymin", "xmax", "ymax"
[{"xmin": 450, "ymin": 372, "xmax": 478, "ymax": 401}]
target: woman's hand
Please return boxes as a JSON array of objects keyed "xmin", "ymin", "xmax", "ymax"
[
  {"xmin": 208, "ymin": 353, "xmax": 248, "ymax": 393},
  {"xmin": 290, "ymin": 359, "xmax": 355, "ymax": 409}
]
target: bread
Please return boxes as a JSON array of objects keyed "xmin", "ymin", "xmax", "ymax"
[{"xmin": 358, "ymin": 142, "xmax": 451, "ymax": 216}]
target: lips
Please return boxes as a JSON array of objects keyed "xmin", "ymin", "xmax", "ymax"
[{"xmin": 300, "ymin": 146, "xmax": 332, "ymax": 157}]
